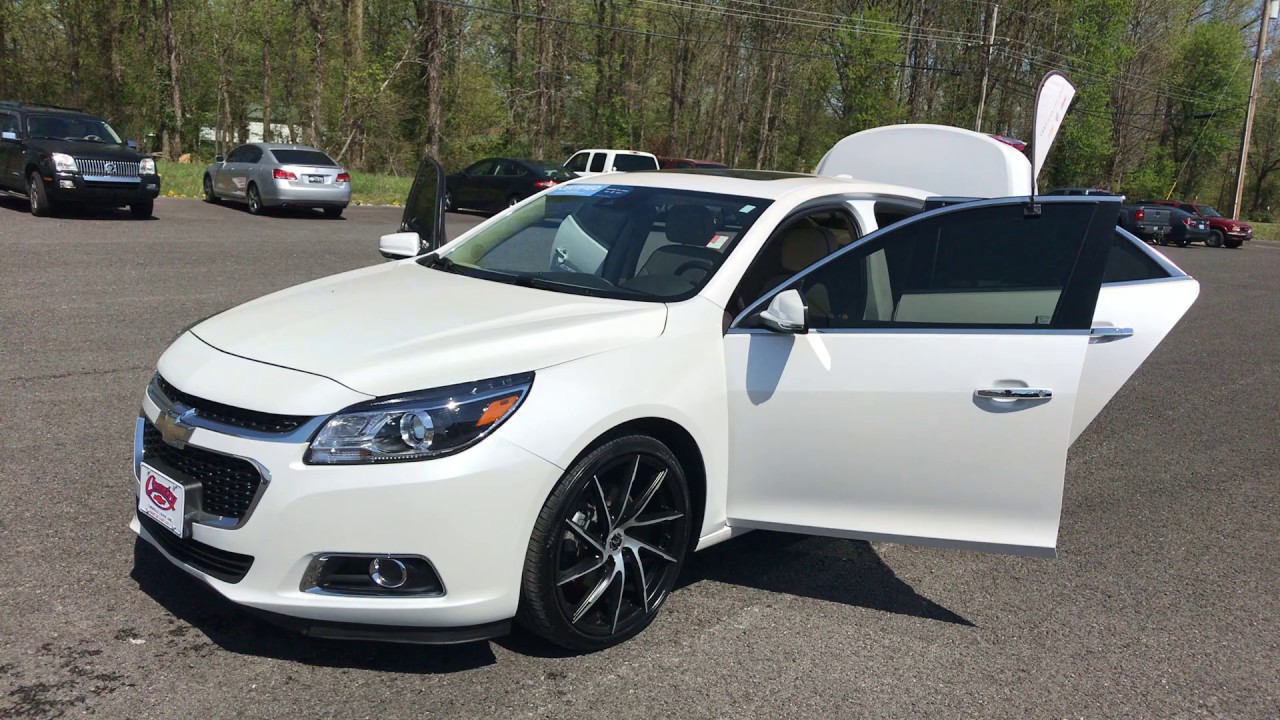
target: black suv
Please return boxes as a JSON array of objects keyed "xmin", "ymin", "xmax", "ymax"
[{"xmin": 0, "ymin": 102, "xmax": 161, "ymax": 218}]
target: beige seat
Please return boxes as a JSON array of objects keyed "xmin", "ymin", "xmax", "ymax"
[
  {"xmin": 761, "ymin": 225, "xmax": 835, "ymax": 320},
  {"xmin": 637, "ymin": 205, "xmax": 722, "ymax": 283}
]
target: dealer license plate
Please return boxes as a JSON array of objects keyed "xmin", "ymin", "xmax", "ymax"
[{"xmin": 138, "ymin": 462, "xmax": 185, "ymax": 537}]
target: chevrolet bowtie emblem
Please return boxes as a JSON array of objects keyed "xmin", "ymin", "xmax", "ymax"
[{"xmin": 156, "ymin": 408, "xmax": 196, "ymax": 448}]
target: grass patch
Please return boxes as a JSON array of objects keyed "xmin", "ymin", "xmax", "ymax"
[
  {"xmin": 1250, "ymin": 222, "xmax": 1280, "ymax": 242},
  {"xmin": 155, "ymin": 160, "xmax": 414, "ymax": 206}
]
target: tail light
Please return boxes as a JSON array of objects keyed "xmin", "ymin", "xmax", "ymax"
[
  {"xmin": 532, "ymin": 179, "xmax": 558, "ymax": 189},
  {"xmin": 336, "ymin": 172, "xmax": 351, "ymax": 183},
  {"xmin": 1183, "ymin": 217, "xmax": 1194, "ymax": 227},
  {"xmin": 273, "ymin": 168, "xmax": 297, "ymax": 180},
  {"xmin": 1135, "ymin": 208, "xmax": 1145, "ymax": 221}
]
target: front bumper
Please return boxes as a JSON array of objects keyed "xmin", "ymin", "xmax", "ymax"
[
  {"xmin": 47, "ymin": 172, "xmax": 161, "ymax": 205},
  {"xmin": 131, "ymin": 386, "xmax": 563, "ymax": 635}
]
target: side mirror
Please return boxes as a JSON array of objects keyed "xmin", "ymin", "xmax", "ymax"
[
  {"xmin": 0, "ymin": 131, "xmax": 16, "ymax": 142},
  {"xmin": 214, "ymin": 155, "xmax": 225, "ymax": 163},
  {"xmin": 755, "ymin": 289, "xmax": 808, "ymax": 334},
  {"xmin": 379, "ymin": 231, "xmax": 422, "ymax": 260},
  {"xmin": 127, "ymin": 139, "xmax": 138, "ymax": 150}
]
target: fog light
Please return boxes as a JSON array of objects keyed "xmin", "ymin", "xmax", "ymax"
[
  {"xmin": 59, "ymin": 180, "xmax": 75, "ymax": 189},
  {"xmin": 369, "ymin": 557, "xmax": 407, "ymax": 588},
  {"xmin": 301, "ymin": 554, "xmax": 444, "ymax": 596}
]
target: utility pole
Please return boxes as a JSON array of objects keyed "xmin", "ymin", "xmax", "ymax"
[
  {"xmin": 1230, "ymin": 0, "xmax": 1274, "ymax": 219},
  {"xmin": 974, "ymin": 3, "xmax": 999, "ymax": 132}
]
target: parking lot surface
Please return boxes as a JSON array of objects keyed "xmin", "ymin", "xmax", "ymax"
[{"xmin": 1, "ymin": 198, "xmax": 1277, "ymax": 718}]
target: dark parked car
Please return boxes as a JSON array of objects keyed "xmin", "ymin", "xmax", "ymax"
[
  {"xmin": 445, "ymin": 158, "xmax": 575, "ymax": 213},
  {"xmin": 1118, "ymin": 203, "xmax": 1174, "ymax": 242},
  {"xmin": 0, "ymin": 101, "xmax": 160, "ymax": 217},
  {"xmin": 1160, "ymin": 207, "xmax": 1211, "ymax": 247},
  {"xmin": 1142, "ymin": 199, "xmax": 1250, "ymax": 248}
]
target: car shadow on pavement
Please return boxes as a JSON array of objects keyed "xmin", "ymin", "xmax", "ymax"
[
  {"xmin": 0, "ymin": 194, "xmax": 153, "ymax": 219},
  {"xmin": 677, "ymin": 531, "xmax": 974, "ymax": 627},
  {"xmin": 130, "ymin": 539, "xmax": 497, "ymax": 673}
]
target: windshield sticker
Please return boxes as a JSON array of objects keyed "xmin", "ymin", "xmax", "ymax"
[
  {"xmin": 739, "ymin": 204, "xmax": 756, "ymax": 213},
  {"xmin": 548, "ymin": 184, "xmax": 633, "ymax": 198},
  {"xmin": 707, "ymin": 234, "xmax": 730, "ymax": 249},
  {"xmin": 550, "ymin": 184, "xmax": 608, "ymax": 196}
]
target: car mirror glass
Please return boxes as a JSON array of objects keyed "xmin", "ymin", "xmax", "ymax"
[
  {"xmin": 755, "ymin": 288, "xmax": 808, "ymax": 334},
  {"xmin": 0, "ymin": 131, "xmax": 16, "ymax": 142},
  {"xmin": 214, "ymin": 155, "xmax": 225, "ymax": 163}
]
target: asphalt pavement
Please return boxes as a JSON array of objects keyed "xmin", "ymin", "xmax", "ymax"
[{"xmin": 0, "ymin": 197, "xmax": 1276, "ymax": 718}]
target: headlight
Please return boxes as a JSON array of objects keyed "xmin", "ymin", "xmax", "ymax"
[
  {"xmin": 305, "ymin": 372, "xmax": 534, "ymax": 464},
  {"xmin": 140, "ymin": 158, "xmax": 156, "ymax": 175},
  {"xmin": 51, "ymin": 153, "xmax": 78, "ymax": 173}
]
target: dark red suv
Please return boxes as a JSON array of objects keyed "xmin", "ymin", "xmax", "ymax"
[{"xmin": 1141, "ymin": 200, "xmax": 1250, "ymax": 248}]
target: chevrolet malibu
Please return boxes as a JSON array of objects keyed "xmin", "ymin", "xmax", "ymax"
[{"xmin": 133, "ymin": 125, "xmax": 1198, "ymax": 651}]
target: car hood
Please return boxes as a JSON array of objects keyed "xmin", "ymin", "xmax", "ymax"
[
  {"xmin": 190, "ymin": 261, "xmax": 668, "ymax": 398},
  {"xmin": 29, "ymin": 139, "xmax": 144, "ymax": 161}
]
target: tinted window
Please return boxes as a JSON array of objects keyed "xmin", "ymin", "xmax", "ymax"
[
  {"xmin": 243, "ymin": 146, "xmax": 264, "ymax": 163},
  {"xmin": 565, "ymin": 153, "xmax": 590, "ymax": 173},
  {"xmin": 588, "ymin": 153, "xmax": 607, "ymax": 173},
  {"xmin": 0, "ymin": 113, "xmax": 17, "ymax": 134},
  {"xmin": 466, "ymin": 160, "xmax": 497, "ymax": 176},
  {"xmin": 614, "ymin": 154, "xmax": 659, "ymax": 171},
  {"xmin": 1103, "ymin": 231, "xmax": 1173, "ymax": 283},
  {"xmin": 528, "ymin": 161, "xmax": 575, "ymax": 180},
  {"xmin": 494, "ymin": 161, "xmax": 526, "ymax": 177},
  {"xmin": 271, "ymin": 149, "xmax": 335, "ymax": 166},
  {"xmin": 435, "ymin": 185, "xmax": 771, "ymax": 302},
  {"xmin": 733, "ymin": 209, "xmax": 858, "ymax": 313},
  {"xmin": 791, "ymin": 202, "xmax": 1096, "ymax": 329},
  {"xmin": 226, "ymin": 146, "xmax": 250, "ymax": 162}
]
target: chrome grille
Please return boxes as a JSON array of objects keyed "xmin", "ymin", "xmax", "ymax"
[{"xmin": 75, "ymin": 158, "xmax": 141, "ymax": 177}]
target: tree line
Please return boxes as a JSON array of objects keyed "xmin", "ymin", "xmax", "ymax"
[{"xmin": 3, "ymin": 0, "xmax": 1280, "ymax": 218}]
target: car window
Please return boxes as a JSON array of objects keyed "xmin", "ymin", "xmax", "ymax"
[
  {"xmin": 787, "ymin": 202, "xmax": 1097, "ymax": 329},
  {"xmin": 565, "ymin": 153, "xmax": 590, "ymax": 173},
  {"xmin": 1179, "ymin": 204, "xmax": 1197, "ymax": 214},
  {"xmin": 271, "ymin": 149, "xmax": 336, "ymax": 166},
  {"xmin": 466, "ymin": 160, "xmax": 496, "ymax": 176},
  {"xmin": 732, "ymin": 208, "xmax": 858, "ymax": 313},
  {"xmin": 613, "ymin": 154, "xmax": 659, "ymax": 172},
  {"xmin": 495, "ymin": 161, "xmax": 526, "ymax": 177},
  {"xmin": 435, "ymin": 185, "xmax": 772, "ymax": 302},
  {"xmin": 1103, "ymin": 231, "xmax": 1173, "ymax": 283},
  {"xmin": 588, "ymin": 153, "xmax": 607, "ymax": 173},
  {"xmin": 0, "ymin": 113, "xmax": 17, "ymax": 134},
  {"xmin": 243, "ymin": 146, "xmax": 264, "ymax": 164},
  {"xmin": 226, "ymin": 146, "xmax": 250, "ymax": 163}
]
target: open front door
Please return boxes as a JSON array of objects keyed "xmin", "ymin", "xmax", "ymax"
[
  {"xmin": 724, "ymin": 196, "xmax": 1194, "ymax": 557},
  {"xmin": 399, "ymin": 155, "xmax": 448, "ymax": 254}
]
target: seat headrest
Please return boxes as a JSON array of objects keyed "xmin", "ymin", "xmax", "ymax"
[
  {"xmin": 780, "ymin": 227, "xmax": 833, "ymax": 271},
  {"xmin": 665, "ymin": 205, "xmax": 716, "ymax": 246}
]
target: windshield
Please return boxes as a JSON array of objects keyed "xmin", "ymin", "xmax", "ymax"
[
  {"xmin": 271, "ymin": 149, "xmax": 337, "ymax": 166},
  {"xmin": 26, "ymin": 114, "xmax": 123, "ymax": 144},
  {"xmin": 1196, "ymin": 204, "xmax": 1222, "ymax": 218},
  {"xmin": 430, "ymin": 184, "xmax": 772, "ymax": 301}
]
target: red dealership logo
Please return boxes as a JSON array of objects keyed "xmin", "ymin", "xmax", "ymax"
[{"xmin": 145, "ymin": 473, "xmax": 179, "ymax": 511}]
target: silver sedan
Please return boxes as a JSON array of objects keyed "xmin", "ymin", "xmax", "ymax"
[{"xmin": 203, "ymin": 143, "xmax": 351, "ymax": 217}]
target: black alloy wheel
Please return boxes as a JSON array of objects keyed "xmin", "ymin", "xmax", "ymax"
[
  {"xmin": 247, "ymin": 184, "xmax": 263, "ymax": 215},
  {"xmin": 28, "ymin": 172, "xmax": 52, "ymax": 217},
  {"xmin": 519, "ymin": 435, "xmax": 691, "ymax": 651},
  {"xmin": 203, "ymin": 175, "xmax": 219, "ymax": 203}
]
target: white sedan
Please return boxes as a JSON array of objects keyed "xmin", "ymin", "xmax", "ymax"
[{"xmin": 132, "ymin": 125, "xmax": 1197, "ymax": 651}]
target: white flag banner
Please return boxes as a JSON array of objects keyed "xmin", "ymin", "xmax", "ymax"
[{"xmin": 1031, "ymin": 71, "xmax": 1076, "ymax": 191}]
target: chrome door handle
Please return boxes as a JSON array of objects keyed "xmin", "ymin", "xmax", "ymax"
[
  {"xmin": 975, "ymin": 388, "xmax": 1053, "ymax": 401},
  {"xmin": 1090, "ymin": 327, "xmax": 1134, "ymax": 344}
]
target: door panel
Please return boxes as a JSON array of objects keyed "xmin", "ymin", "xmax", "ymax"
[
  {"xmin": 724, "ymin": 196, "xmax": 1126, "ymax": 557},
  {"xmin": 726, "ymin": 330, "xmax": 1086, "ymax": 555}
]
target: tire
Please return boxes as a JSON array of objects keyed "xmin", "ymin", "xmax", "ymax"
[
  {"xmin": 247, "ymin": 184, "xmax": 264, "ymax": 215},
  {"xmin": 323, "ymin": 206, "xmax": 344, "ymax": 218},
  {"xmin": 518, "ymin": 435, "xmax": 691, "ymax": 652},
  {"xmin": 130, "ymin": 201, "xmax": 153, "ymax": 219},
  {"xmin": 28, "ymin": 172, "xmax": 52, "ymax": 217},
  {"xmin": 1207, "ymin": 229, "xmax": 1225, "ymax": 248},
  {"xmin": 203, "ymin": 175, "xmax": 219, "ymax": 203}
]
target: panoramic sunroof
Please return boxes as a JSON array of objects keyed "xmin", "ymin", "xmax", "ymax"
[{"xmin": 657, "ymin": 168, "xmax": 809, "ymax": 181}]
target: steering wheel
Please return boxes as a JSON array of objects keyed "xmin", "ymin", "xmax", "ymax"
[{"xmin": 672, "ymin": 261, "xmax": 710, "ymax": 282}]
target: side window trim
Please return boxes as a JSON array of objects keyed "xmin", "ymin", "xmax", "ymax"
[{"xmin": 729, "ymin": 196, "xmax": 1122, "ymax": 331}]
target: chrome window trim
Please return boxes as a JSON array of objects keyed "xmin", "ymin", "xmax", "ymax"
[
  {"xmin": 146, "ymin": 374, "xmax": 327, "ymax": 444},
  {"xmin": 730, "ymin": 196, "xmax": 1145, "ymax": 331},
  {"xmin": 726, "ymin": 327, "xmax": 1092, "ymax": 336}
]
